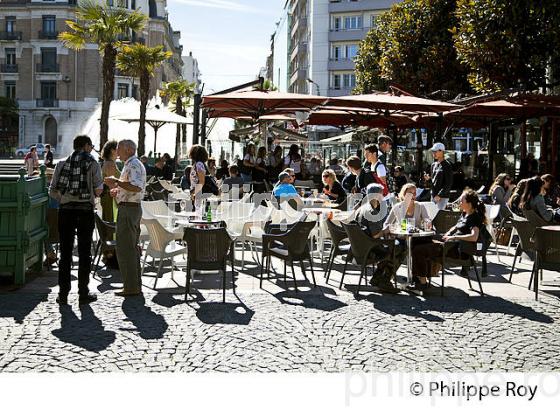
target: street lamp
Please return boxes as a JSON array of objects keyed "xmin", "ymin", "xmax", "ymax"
[{"xmin": 307, "ymin": 78, "xmax": 320, "ymax": 96}]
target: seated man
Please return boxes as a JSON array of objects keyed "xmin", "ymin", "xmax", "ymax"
[
  {"xmin": 273, "ymin": 170, "xmax": 298, "ymax": 198},
  {"xmin": 354, "ymin": 183, "xmax": 404, "ymax": 293},
  {"xmin": 222, "ymin": 164, "xmax": 245, "ymax": 199}
]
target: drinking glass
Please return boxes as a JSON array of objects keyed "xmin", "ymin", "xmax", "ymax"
[
  {"xmin": 312, "ymin": 189, "xmax": 318, "ymax": 198},
  {"xmin": 407, "ymin": 218, "xmax": 415, "ymax": 232}
]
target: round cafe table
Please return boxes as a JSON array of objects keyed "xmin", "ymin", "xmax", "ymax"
[{"xmin": 388, "ymin": 227, "xmax": 435, "ymax": 285}]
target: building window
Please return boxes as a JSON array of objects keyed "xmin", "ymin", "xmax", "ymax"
[
  {"xmin": 331, "ymin": 45, "xmax": 341, "ymax": 60},
  {"xmin": 332, "ymin": 74, "xmax": 341, "ymax": 90},
  {"xmin": 346, "ymin": 44, "xmax": 359, "ymax": 60},
  {"xmin": 40, "ymin": 81, "xmax": 57, "ymax": 101},
  {"xmin": 332, "ymin": 17, "xmax": 341, "ymax": 31},
  {"xmin": 5, "ymin": 82, "xmax": 16, "ymax": 100},
  {"xmin": 5, "ymin": 48, "xmax": 16, "ymax": 65},
  {"xmin": 371, "ymin": 15, "xmax": 378, "ymax": 28},
  {"xmin": 343, "ymin": 73, "xmax": 356, "ymax": 89},
  {"xmin": 117, "ymin": 83, "xmax": 129, "ymax": 99},
  {"xmin": 5, "ymin": 17, "xmax": 16, "ymax": 33},
  {"xmin": 344, "ymin": 16, "xmax": 362, "ymax": 30},
  {"xmin": 42, "ymin": 16, "xmax": 56, "ymax": 34},
  {"xmin": 41, "ymin": 48, "xmax": 57, "ymax": 70}
]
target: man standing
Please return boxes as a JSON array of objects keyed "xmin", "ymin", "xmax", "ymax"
[
  {"xmin": 377, "ymin": 135, "xmax": 393, "ymax": 167},
  {"xmin": 425, "ymin": 142, "xmax": 453, "ymax": 210},
  {"xmin": 49, "ymin": 135, "xmax": 102, "ymax": 305},
  {"xmin": 104, "ymin": 140, "xmax": 146, "ymax": 297}
]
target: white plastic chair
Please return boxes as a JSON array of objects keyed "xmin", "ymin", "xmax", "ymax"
[
  {"xmin": 141, "ymin": 200, "xmax": 183, "ymax": 240},
  {"xmin": 141, "ymin": 217, "xmax": 186, "ymax": 289}
]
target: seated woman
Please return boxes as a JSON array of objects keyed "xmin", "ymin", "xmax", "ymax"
[
  {"xmin": 508, "ymin": 178, "xmax": 529, "ymax": 217},
  {"xmin": 520, "ymin": 176, "xmax": 560, "ymax": 223},
  {"xmin": 322, "ymin": 169, "xmax": 347, "ymax": 205},
  {"xmin": 489, "ymin": 173, "xmax": 515, "ymax": 219},
  {"xmin": 541, "ymin": 174, "xmax": 560, "ymax": 209},
  {"xmin": 409, "ymin": 189, "xmax": 490, "ymax": 292},
  {"xmin": 383, "ymin": 183, "xmax": 429, "ymax": 230}
]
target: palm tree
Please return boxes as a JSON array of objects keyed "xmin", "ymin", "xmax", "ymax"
[
  {"xmin": 116, "ymin": 44, "xmax": 171, "ymax": 156},
  {"xmin": 160, "ymin": 80, "xmax": 195, "ymax": 162},
  {"xmin": 59, "ymin": 0, "xmax": 146, "ymax": 148}
]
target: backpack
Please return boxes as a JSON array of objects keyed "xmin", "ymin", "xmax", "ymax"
[{"xmin": 372, "ymin": 162, "xmax": 389, "ymax": 196}]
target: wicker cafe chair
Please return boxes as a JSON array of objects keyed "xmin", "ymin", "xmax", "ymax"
[
  {"xmin": 508, "ymin": 218, "xmax": 537, "ymax": 284},
  {"xmin": 260, "ymin": 221, "xmax": 317, "ymax": 291},
  {"xmin": 432, "ymin": 210, "xmax": 461, "ymax": 234},
  {"xmin": 429, "ymin": 237, "xmax": 488, "ymax": 296},
  {"xmin": 324, "ymin": 219, "xmax": 352, "ymax": 284},
  {"xmin": 532, "ymin": 227, "xmax": 560, "ymax": 301},
  {"xmin": 341, "ymin": 222, "xmax": 396, "ymax": 295},
  {"xmin": 92, "ymin": 212, "xmax": 116, "ymax": 275},
  {"xmin": 183, "ymin": 226, "xmax": 235, "ymax": 303}
]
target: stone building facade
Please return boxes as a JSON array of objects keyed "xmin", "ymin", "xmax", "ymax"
[{"xmin": 0, "ymin": 0, "xmax": 183, "ymax": 156}]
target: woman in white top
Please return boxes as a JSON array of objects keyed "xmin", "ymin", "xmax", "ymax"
[
  {"xmin": 242, "ymin": 143, "xmax": 256, "ymax": 183},
  {"xmin": 284, "ymin": 144, "xmax": 302, "ymax": 179},
  {"xmin": 384, "ymin": 183, "xmax": 430, "ymax": 231}
]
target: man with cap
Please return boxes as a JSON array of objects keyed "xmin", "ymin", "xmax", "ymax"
[{"xmin": 424, "ymin": 142, "xmax": 453, "ymax": 210}]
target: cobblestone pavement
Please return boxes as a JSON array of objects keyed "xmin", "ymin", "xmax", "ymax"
[{"xmin": 1, "ymin": 284, "xmax": 560, "ymax": 372}]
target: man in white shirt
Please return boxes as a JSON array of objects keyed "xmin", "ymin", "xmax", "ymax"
[
  {"xmin": 364, "ymin": 144, "xmax": 387, "ymax": 186},
  {"xmin": 104, "ymin": 139, "xmax": 146, "ymax": 297}
]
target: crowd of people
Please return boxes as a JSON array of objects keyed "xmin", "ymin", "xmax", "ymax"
[{"xmin": 40, "ymin": 130, "xmax": 560, "ymax": 302}]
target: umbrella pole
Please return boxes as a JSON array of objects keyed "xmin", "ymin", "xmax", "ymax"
[{"xmin": 154, "ymin": 126, "xmax": 158, "ymax": 155}]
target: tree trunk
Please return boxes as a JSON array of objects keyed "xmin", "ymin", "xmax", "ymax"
[
  {"xmin": 174, "ymin": 96, "xmax": 182, "ymax": 164},
  {"xmin": 138, "ymin": 71, "xmax": 149, "ymax": 157},
  {"xmin": 100, "ymin": 46, "xmax": 117, "ymax": 149}
]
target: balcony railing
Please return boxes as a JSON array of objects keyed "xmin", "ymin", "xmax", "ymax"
[
  {"xmin": 0, "ymin": 31, "xmax": 22, "ymax": 41},
  {"xmin": 36, "ymin": 63, "xmax": 60, "ymax": 73},
  {"xmin": 38, "ymin": 31, "xmax": 59, "ymax": 40},
  {"xmin": 36, "ymin": 99, "xmax": 59, "ymax": 108},
  {"xmin": 0, "ymin": 64, "xmax": 18, "ymax": 73},
  {"xmin": 117, "ymin": 35, "xmax": 145, "ymax": 44}
]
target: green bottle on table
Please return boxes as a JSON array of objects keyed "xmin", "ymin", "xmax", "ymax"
[
  {"xmin": 206, "ymin": 205, "xmax": 212, "ymax": 222},
  {"xmin": 401, "ymin": 218, "xmax": 407, "ymax": 232}
]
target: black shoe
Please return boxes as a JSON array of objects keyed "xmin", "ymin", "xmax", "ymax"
[
  {"xmin": 79, "ymin": 293, "xmax": 97, "ymax": 304},
  {"xmin": 406, "ymin": 282, "xmax": 429, "ymax": 292},
  {"xmin": 56, "ymin": 294, "xmax": 68, "ymax": 305}
]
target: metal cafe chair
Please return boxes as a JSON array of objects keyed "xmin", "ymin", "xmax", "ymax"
[{"xmin": 532, "ymin": 227, "xmax": 560, "ymax": 301}]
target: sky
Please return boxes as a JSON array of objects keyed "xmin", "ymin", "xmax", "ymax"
[{"xmin": 166, "ymin": 0, "xmax": 287, "ymax": 94}]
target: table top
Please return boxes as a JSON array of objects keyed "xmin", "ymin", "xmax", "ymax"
[
  {"xmin": 541, "ymin": 225, "xmax": 560, "ymax": 231},
  {"xmin": 303, "ymin": 207, "xmax": 340, "ymax": 214},
  {"xmin": 388, "ymin": 228, "xmax": 436, "ymax": 238}
]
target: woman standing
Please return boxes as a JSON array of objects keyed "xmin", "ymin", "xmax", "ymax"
[
  {"xmin": 409, "ymin": 189, "xmax": 490, "ymax": 291},
  {"xmin": 284, "ymin": 144, "xmax": 302, "ymax": 180},
  {"xmin": 189, "ymin": 144, "xmax": 209, "ymax": 207},
  {"xmin": 100, "ymin": 140, "xmax": 120, "ymax": 222},
  {"xmin": 268, "ymin": 145, "xmax": 283, "ymax": 182},
  {"xmin": 241, "ymin": 143, "xmax": 256, "ymax": 183},
  {"xmin": 252, "ymin": 146, "xmax": 268, "ymax": 193}
]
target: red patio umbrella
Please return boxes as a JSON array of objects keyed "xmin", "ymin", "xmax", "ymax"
[
  {"xmin": 324, "ymin": 92, "xmax": 459, "ymax": 113},
  {"xmin": 445, "ymin": 98, "xmax": 560, "ymax": 119},
  {"xmin": 307, "ymin": 107, "xmax": 416, "ymax": 128},
  {"xmin": 202, "ymin": 90, "xmax": 328, "ymax": 120}
]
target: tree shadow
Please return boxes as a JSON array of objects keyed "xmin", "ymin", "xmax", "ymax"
[
  {"xmin": 120, "ymin": 296, "xmax": 168, "ymax": 340},
  {"xmin": 0, "ymin": 294, "xmax": 48, "ymax": 324},
  {"xmin": 51, "ymin": 304, "xmax": 116, "ymax": 352}
]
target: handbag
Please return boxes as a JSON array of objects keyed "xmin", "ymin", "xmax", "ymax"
[{"xmin": 496, "ymin": 226, "xmax": 512, "ymax": 246}]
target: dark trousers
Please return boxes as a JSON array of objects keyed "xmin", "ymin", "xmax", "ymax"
[
  {"xmin": 58, "ymin": 206, "xmax": 95, "ymax": 296},
  {"xmin": 412, "ymin": 240, "xmax": 461, "ymax": 278}
]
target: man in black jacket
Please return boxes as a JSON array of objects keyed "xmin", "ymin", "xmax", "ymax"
[{"xmin": 424, "ymin": 142, "xmax": 453, "ymax": 210}]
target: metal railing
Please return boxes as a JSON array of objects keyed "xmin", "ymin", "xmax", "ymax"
[
  {"xmin": 0, "ymin": 31, "xmax": 22, "ymax": 41},
  {"xmin": 36, "ymin": 99, "xmax": 59, "ymax": 108},
  {"xmin": 36, "ymin": 63, "xmax": 60, "ymax": 73},
  {"xmin": 0, "ymin": 64, "xmax": 18, "ymax": 73},
  {"xmin": 38, "ymin": 31, "xmax": 59, "ymax": 40}
]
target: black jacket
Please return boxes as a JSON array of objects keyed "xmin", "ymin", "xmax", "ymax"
[{"xmin": 430, "ymin": 159, "xmax": 453, "ymax": 198}]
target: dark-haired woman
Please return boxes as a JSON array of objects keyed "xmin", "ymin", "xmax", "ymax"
[
  {"xmin": 252, "ymin": 146, "xmax": 268, "ymax": 194},
  {"xmin": 489, "ymin": 173, "xmax": 515, "ymax": 219},
  {"xmin": 520, "ymin": 176, "xmax": 560, "ymax": 223},
  {"xmin": 189, "ymin": 144, "xmax": 209, "ymax": 206},
  {"xmin": 409, "ymin": 189, "xmax": 490, "ymax": 292},
  {"xmin": 284, "ymin": 144, "xmax": 302, "ymax": 180},
  {"xmin": 541, "ymin": 174, "xmax": 560, "ymax": 209},
  {"xmin": 100, "ymin": 140, "xmax": 120, "ymax": 222}
]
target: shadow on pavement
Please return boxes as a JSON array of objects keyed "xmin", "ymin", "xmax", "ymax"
[
  {"xmin": 361, "ymin": 288, "xmax": 554, "ymax": 324},
  {"xmin": 121, "ymin": 296, "xmax": 168, "ymax": 340},
  {"xmin": 51, "ymin": 304, "xmax": 116, "ymax": 352},
  {"xmin": 0, "ymin": 293, "xmax": 48, "ymax": 324},
  {"xmin": 194, "ymin": 300, "xmax": 255, "ymax": 325}
]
